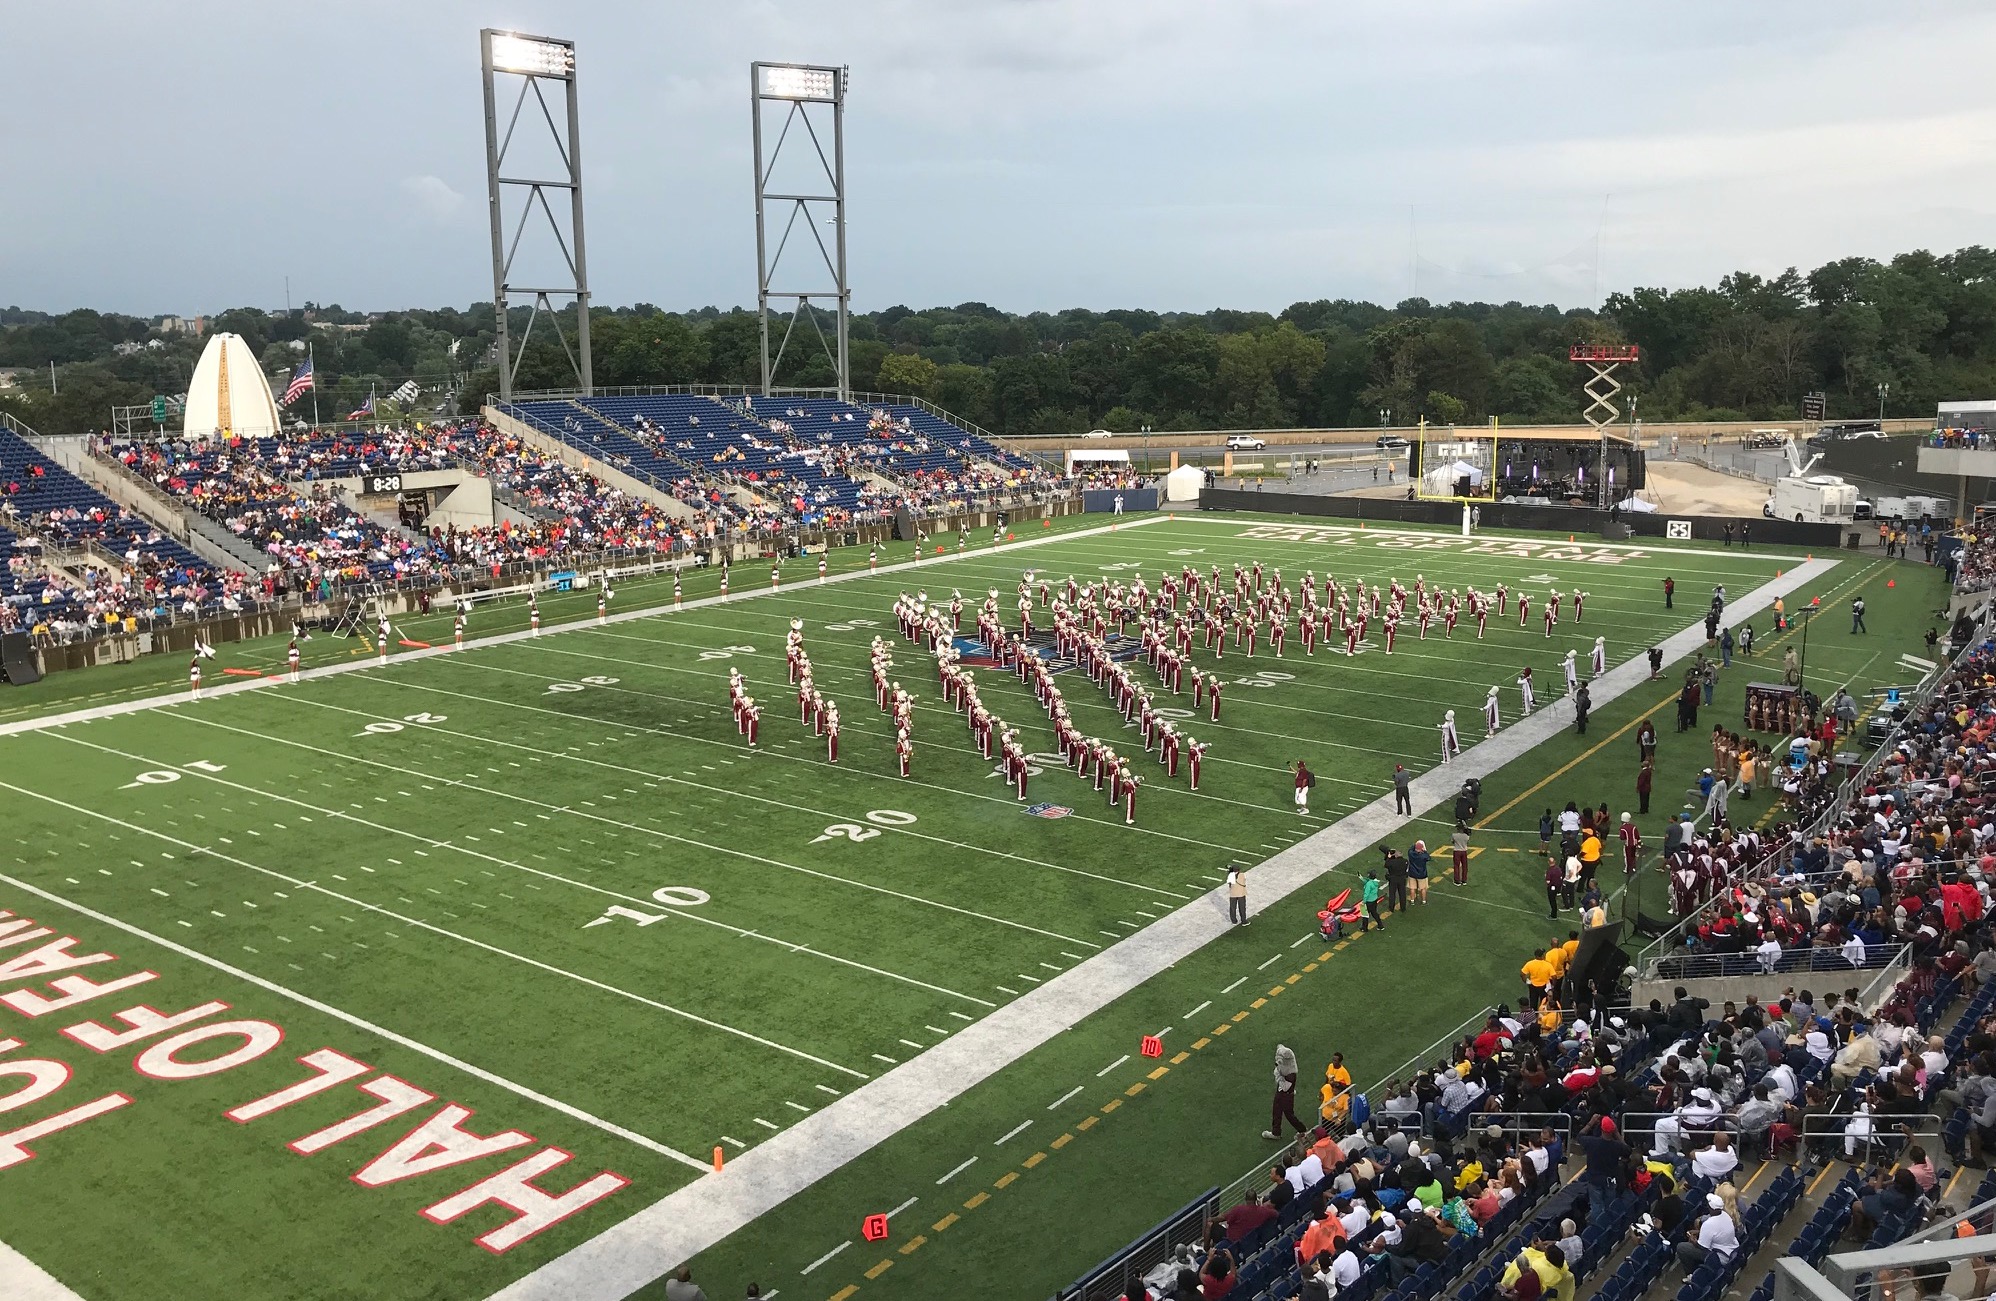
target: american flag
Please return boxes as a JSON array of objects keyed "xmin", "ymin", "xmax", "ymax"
[{"xmin": 281, "ymin": 358, "xmax": 314, "ymax": 405}]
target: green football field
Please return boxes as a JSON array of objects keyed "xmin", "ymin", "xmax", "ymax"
[{"xmin": 0, "ymin": 512, "xmax": 1946, "ymax": 1301}]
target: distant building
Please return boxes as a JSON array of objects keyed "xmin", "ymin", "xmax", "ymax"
[{"xmin": 158, "ymin": 315, "xmax": 208, "ymax": 336}]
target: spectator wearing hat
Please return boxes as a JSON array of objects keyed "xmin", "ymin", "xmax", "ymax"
[{"xmin": 1677, "ymin": 1192, "xmax": 1740, "ymax": 1272}]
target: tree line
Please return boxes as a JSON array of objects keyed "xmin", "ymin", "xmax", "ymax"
[{"xmin": 6, "ymin": 245, "xmax": 1996, "ymax": 438}]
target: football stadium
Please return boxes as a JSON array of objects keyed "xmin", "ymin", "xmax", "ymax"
[{"xmin": 8, "ymin": 10, "xmax": 1996, "ymax": 1301}]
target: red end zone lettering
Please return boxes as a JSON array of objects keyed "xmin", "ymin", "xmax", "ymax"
[
  {"xmin": 0, "ymin": 1037, "xmax": 71, "ymax": 1114},
  {"xmin": 422, "ymin": 1147, "xmax": 631, "ymax": 1254},
  {"xmin": 352, "ymin": 1104, "xmax": 535, "ymax": 1188},
  {"xmin": 2, "ymin": 968, "xmax": 159, "ymax": 1018},
  {"xmin": 226, "ymin": 1048, "xmax": 371, "ymax": 1123},
  {"xmin": 291, "ymin": 1076, "xmax": 434, "ymax": 1154},
  {"xmin": 63, "ymin": 1001, "xmax": 231, "ymax": 1053},
  {"xmin": 0, "ymin": 935, "xmax": 120, "ymax": 981},
  {"xmin": 133, "ymin": 1020, "xmax": 285, "ymax": 1080},
  {"xmin": 0, "ymin": 1093, "xmax": 133, "ymax": 1169}
]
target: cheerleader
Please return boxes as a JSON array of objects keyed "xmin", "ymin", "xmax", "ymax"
[
  {"xmin": 530, "ymin": 592, "xmax": 542, "ymax": 634},
  {"xmin": 189, "ymin": 656, "xmax": 203, "ymax": 699},
  {"xmin": 455, "ymin": 613, "xmax": 466, "ymax": 650},
  {"xmin": 671, "ymin": 574, "xmax": 681, "ymax": 611},
  {"xmin": 287, "ymin": 639, "xmax": 301, "ymax": 683}
]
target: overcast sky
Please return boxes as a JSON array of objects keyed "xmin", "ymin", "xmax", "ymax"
[{"xmin": 9, "ymin": 1, "xmax": 1994, "ymax": 316}]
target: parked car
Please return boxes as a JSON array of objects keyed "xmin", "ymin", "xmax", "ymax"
[
  {"xmin": 1743, "ymin": 429, "xmax": 1788, "ymax": 449},
  {"xmin": 1376, "ymin": 435, "xmax": 1409, "ymax": 450},
  {"xmin": 1224, "ymin": 435, "xmax": 1267, "ymax": 450},
  {"xmin": 1082, "ymin": 428, "xmax": 1115, "ymax": 439}
]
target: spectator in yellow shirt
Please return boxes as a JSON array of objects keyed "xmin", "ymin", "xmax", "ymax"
[{"xmin": 1522, "ymin": 952, "xmax": 1554, "ymax": 1005}]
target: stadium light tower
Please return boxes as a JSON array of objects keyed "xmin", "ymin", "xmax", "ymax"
[
  {"xmin": 480, "ymin": 29, "xmax": 592, "ymax": 401},
  {"xmin": 751, "ymin": 61, "xmax": 850, "ymax": 401}
]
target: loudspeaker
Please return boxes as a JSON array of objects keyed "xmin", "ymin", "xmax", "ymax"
[
  {"xmin": 0, "ymin": 631, "xmax": 41, "ymax": 686},
  {"xmin": 1600, "ymin": 522, "xmax": 1633, "ymax": 541},
  {"xmin": 1626, "ymin": 451, "xmax": 1647, "ymax": 491},
  {"xmin": 892, "ymin": 507, "xmax": 918, "ymax": 542}
]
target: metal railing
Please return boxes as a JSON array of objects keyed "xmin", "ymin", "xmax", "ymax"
[
  {"xmin": 1056, "ymin": 1186, "xmax": 1222, "ymax": 1301},
  {"xmin": 1635, "ymin": 615, "xmax": 1988, "ymax": 967},
  {"xmin": 1642, "ymin": 941, "xmax": 1907, "ymax": 986}
]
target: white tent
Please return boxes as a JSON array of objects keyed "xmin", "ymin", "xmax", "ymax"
[
  {"xmin": 1065, "ymin": 448, "xmax": 1131, "ymax": 473},
  {"xmin": 1421, "ymin": 459, "xmax": 1485, "ymax": 494},
  {"xmin": 1164, "ymin": 464, "xmax": 1204, "ymax": 502},
  {"xmin": 1615, "ymin": 495, "xmax": 1658, "ymax": 513},
  {"xmin": 183, "ymin": 332, "xmax": 281, "ymax": 439}
]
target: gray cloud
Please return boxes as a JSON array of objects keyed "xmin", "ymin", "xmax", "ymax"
[{"xmin": 5, "ymin": 1, "xmax": 1993, "ymax": 314}]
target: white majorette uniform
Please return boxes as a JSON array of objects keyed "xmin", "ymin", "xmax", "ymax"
[
  {"xmin": 189, "ymin": 656, "xmax": 202, "ymax": 698},
  {"xmin": 597, "ymin": 589, "xmax": 608, "ymax": 623},
  {"xmin": 1439, "ymin": 708, "xmax": 1461, "ymax": 761},
  {"xmin": 1590, "ymin": 635, "xmax": 1606, "ymax": 677},
  {"xmin": 1483, "ymin": 685, "xmax": 1501, "ymax": 737},
  {"xmin": 770, "ymin": 564, "xmax": 781, "ymax": 591},
  {"xmin": 672, "ymin": 574, "xmax": 681, "ymax": 610},
  {"xmin": 455, "ymin": 614, "xmax": 466, "ymax": 650},
  {"xmin": 1517, "ymin": 666, "xmax": 1536, "ymax": 714},
  {"xmin": 869, "ymin": 544, "xmax": 878, "ymax": 572},
  {"xmin": 287, "ymin": 639, "xmax": 300, "ymax": 682},
  {"xmin": 530, "ymin": 592, "xmax": 542, "ymax": 634},
  {"xmin": 1562, "ymin": 649, "xmax": 1579, "ymax": 696},
  {"xmin": 819, "ymin": 556, "xmax": 828, "ymax": 584}
]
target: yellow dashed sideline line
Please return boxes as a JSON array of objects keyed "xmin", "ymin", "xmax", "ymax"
[{"xmin": 819, "ymin": 913, "xmax": 1371, "ymax": 1298}]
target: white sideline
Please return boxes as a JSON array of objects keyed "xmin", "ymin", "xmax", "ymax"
[
  {"xmin": 0, "ymin": 1241, "xmax": 84, "ymax": 1301},
  {"xmin": 486, "ymin": 557, "xmax": 1843, "ymax": 1300},
  {"xmin": 0, "ymin": 514, "xmax": 1172, "ymax": 739}
]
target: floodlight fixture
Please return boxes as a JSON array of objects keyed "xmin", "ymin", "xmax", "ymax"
[
  {"xmin": 759, "ymin": 64, "xmax": 837, "ymax": 101},
  {"xmin": 480, "ymin": 28, "xmax": 592, "ymax": 401},
  {"xmin": 488, "ymin": 32, "xmax": 575, "ymax": 79},
  {"xmin": 751, "ymin": 61, "xmax": 850, "ymax": 400}
]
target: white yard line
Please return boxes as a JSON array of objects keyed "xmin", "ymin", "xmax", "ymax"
[
  {"xmin": 0, "ymin": 786, "xmax": 872, "ymax": 1085},
  {"xmin": 0, "ymin": 871, "xmax": 711, "ymax": 1172},
  {"xmin": 481, "ymin": 556, "xmax": 1841, "ymax": 1301},
  {"xmin": 45, "ymin": 729, "xmax": 998, "ymax": 1011},
  {"xmin": 0, "ymin": 514, "xmax": 1174, "ymax": 740}
]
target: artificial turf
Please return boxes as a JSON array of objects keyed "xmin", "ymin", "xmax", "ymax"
[{"xmin": 0, "ymin": 512, "xmax": 1946, "ymax": 1301}]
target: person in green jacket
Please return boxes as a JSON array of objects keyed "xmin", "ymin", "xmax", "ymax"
[{"xmin": 1361, "ymin": 870, "xmax": 1386, "ymax": 932}]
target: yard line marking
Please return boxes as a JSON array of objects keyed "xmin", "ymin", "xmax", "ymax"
[
  {"xmin": 0, "ymin": 788, "xmax": 872, "ymax": 1084},
  {"xmin": 898, "ymin": 1039, "xmax": 924, "ymax": 1049},
  {"xmin": 1047, "ymin": 1086, "xmax": 1084, "ymax": 1110},
  {"xmin": 1184, "ymin": 1000, "xmax": 1211, "ymax": 1020},
  {"xmin": 1095, "ymin": 1055, "xmax": 1130, "ymax": 1077},
  {"xmin": 925, "ymin": 1025, "xmax": 949, "ymax": 1036},
  {"xmin": 815, "ymin": 1085, "xmax": 842, "ymax": 1096},
  {"xmin": 936, "ymin": 1157, "xmax": 977, "ymax": 1185},
  {"xmin": 64, "ymin": 728, "xmax": 998, "ymax": 1010},
  {"xmin": 994, "ymin": 1121, "xmax": 1032, "ymax": 1145},
  {"xmin": 212, "ymin": 701, "xmax": 1104, "ymax": 952},
  {"xmin": 753, "ymin": 1118, "xmax": 779, "ymax": 1131},
  {"xmin": 1222, "ymin": 976, "xmax": 1249, "ymax": 993},
  {"xmin": 1256, "ymin": 953, "xmax": 1283, "ymax": 970},
  {"xmin": 1151, "ymin": 1026, "xmax": 1172, "ymax": 1039},
  {"xmin": 479, "ymin": 556, "xmax": 1844, "ymax": 1301},
  {"xmin": 800, "ymin": 1241, "xmax": 851, "ymax": 1275},
  {"xmin": 0, "ymin": 870, "xmax": 711, "ymax": 1171},
  {"xmin": 784, "ymin": 1101, "xmax": 811, "ymax": 1113},
  {"xmin": 888, "ymin": 1196, "xmax": 919, "ymax": 1217},
  {"xmin": 1290, "ymin": 933, "xmax": 1312, "ymax": 948},
  {"xmin": 871, "ymin": 1054, "xmax": 898, "ymax": 1065},
  {"xmin": 947, "ymin": 1011, "xmax": 973, "ymax": 1022}
]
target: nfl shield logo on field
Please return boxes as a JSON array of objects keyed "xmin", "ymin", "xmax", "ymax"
[{"xmin": 1025, "ymin": 802, "xmax": 1072, "ymax": 819}]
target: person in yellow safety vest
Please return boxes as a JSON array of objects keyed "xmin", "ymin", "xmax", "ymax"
[{"xmin": 1319, "ymin": 1052, "xmax": 1353, "ymax": 1128}]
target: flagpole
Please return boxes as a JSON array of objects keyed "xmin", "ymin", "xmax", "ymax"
[{"xmin": 309, "ymin": 343, "xmax": 320, "ymax": 428}]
